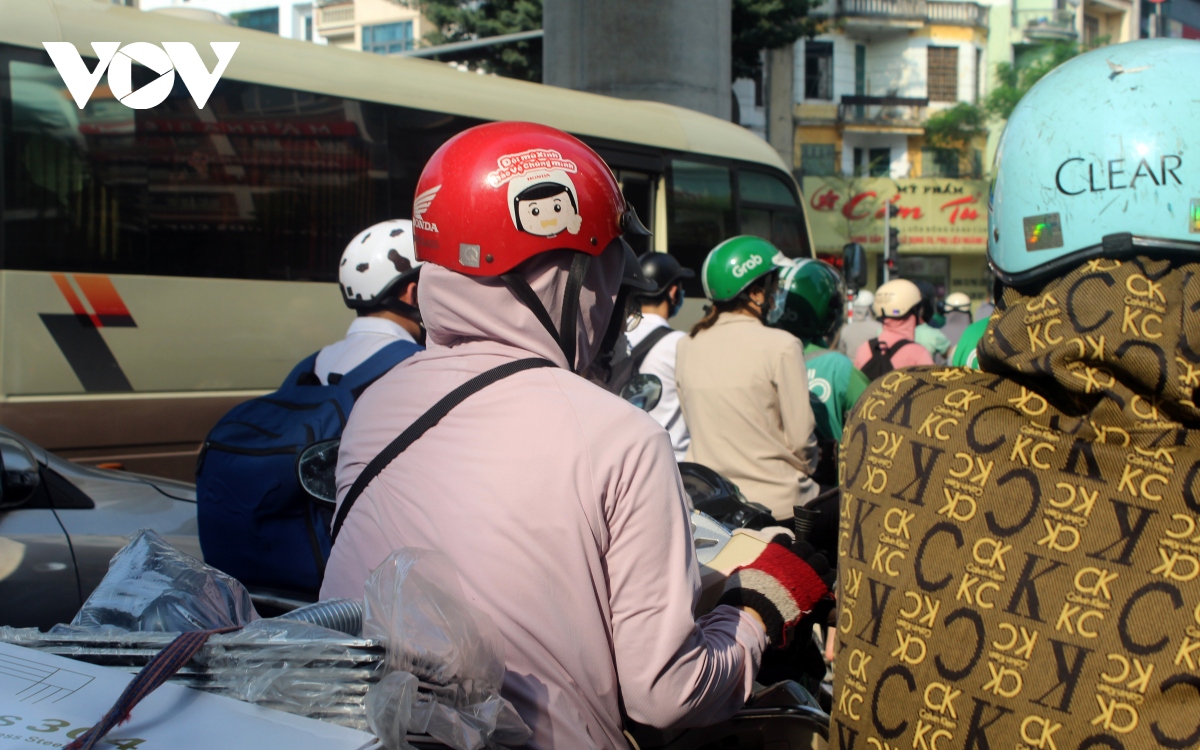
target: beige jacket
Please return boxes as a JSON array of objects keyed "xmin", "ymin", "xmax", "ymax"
[{"xmin": 676, "ymin": 312, "xmax": 819, "ymax": 519}]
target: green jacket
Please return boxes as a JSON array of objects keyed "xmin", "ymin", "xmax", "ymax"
[
  {"xmin": 950, "ymin": 317, "xmax": 990, "ymax": 369},
  {"xmin": 804, "ymin": 343, "xmax": 869, "ymax": 442}
]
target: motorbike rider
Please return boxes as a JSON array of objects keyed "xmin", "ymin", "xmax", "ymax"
[
  {"xmin": 319, "ymin": 123, "xmax": 833, "ymax": 749},
  {"xmin": 940, "ymin": 290, "xmax": 973, "ymax": 352},
  {"xmin": 852, "ymin": 278, "xmax": 934, "ymax": 377},
  {"xmin": 912, "ymin": 280, "xmax": 951, "ymax": 364},
  {"xmin": 676, "ymin": 236, "xmax": 821, "ymax": 519},
  {"xmin": 624, "ymin": 252, "xmax": 694, "ymax": 460},
  {"xmin": 771, "ymin": 257, "xmax": 869, "ymax": 443},
  {"xmin": 951, "ymin": 312, "xmax": 991, "ymax": 369},
  {"xmin": 837, "ymin": 289, "xmax": 881, "ymax": 358},
  {"xmin": 831, "ymin": 39, "xmax": 1200, "ymax": 750},
  {"xmin": 316, "ymin": 219, "xmax": 424, "ymax": 384}
]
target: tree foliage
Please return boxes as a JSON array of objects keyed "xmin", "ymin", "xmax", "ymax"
[
  {"xmin": 409, "ymin": 0, "xmax": 819, "ymax": 84},
  {"xmin": 924, "ymin": 102, "xmax": 988, "ymax": 150},
  {"xmin": 406, "ymin": 0, "xmax": 542, "ymax": 81},
  {"xmin": 922, "ymin": 40, "xmax": 1092, "ymax": 158},
  {"xmin": 732, "ymin": 0, "xmax": 820, "ymax": 80},
  {"xmin": 982, "ymin": 41, "xmax": 1085, "ymax": 120}
]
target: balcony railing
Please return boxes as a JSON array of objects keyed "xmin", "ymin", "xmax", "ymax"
[
  {"xmin": 1015, "ymin": 8, "xmax": 1078, "ymax": 40},
  {"xmin": 839, "ymin": 95, "xmax": 929, "ymax": 128},
  {"xmin": 927, "ymin": 1, "xmax": 990, "ymax": 27},
  {"xmin": 317, "ymin": 2, "xmax": 354, "ymax": 26},
  {"xmin": 824, "ymin": 0, "xmax": 989, "ymax": 27}
]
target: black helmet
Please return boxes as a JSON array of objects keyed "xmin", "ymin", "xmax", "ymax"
[
  {"xmin": 913, "ymin": 279, "xmax": 938, "ymax": 323},
  {"xmin": 678, "ymin": 463, "xmax": 774, "ymax": 530},
  {"xmin": 638, "ymin": 252, "xmax": 695, "ymax": 297},
  {"xmin": 622, "ymin": 243, "xmax": 657, "ymax": 293}
]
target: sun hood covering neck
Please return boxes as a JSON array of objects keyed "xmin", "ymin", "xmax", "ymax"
[
  {"xmin": 420, "ymin": 245, "xmax": 622, "ymax": 371},
  {"xmin": 980, "ymin": 256, "xmax": 1200, "ymax": 427}
]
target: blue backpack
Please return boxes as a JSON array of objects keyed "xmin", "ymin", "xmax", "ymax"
[{"xmin": 196, "ymin": 340, "xmax": 420, "ymax": 595}]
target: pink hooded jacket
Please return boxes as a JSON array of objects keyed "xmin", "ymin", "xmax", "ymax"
[
  {"xmin": 851, "ymin": 315, "xmax": 934, "ymax": 370},
  {"xmin": 320, "ymin": 245, "xmax": 765, "ymax": 749}
]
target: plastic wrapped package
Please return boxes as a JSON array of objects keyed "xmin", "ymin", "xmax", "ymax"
[
  {"xmin": 362, "ymin": 549, "xmax": 532, "ymax": 749},
  {"xmin": 0, "ymin": 621, "xmax": 386, "ymax": 731},
  {"xmin": 68, "ymin": 528, "xmax": 258, "ymax": 632},
  {"xmin": 363, "ymin": 549, "xmax": 505, "ymax": 694},
  {"xmin": 367, "ymin": 680, "xmax": 531, "ymax": 750},
  {"xmin": 196, "ymin": 619, "xmax": 384, "ymax": 729}
]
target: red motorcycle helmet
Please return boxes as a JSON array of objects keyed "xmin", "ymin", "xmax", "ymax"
[
  {"xmin": 412, "ymin": 121, "xmax": 651, "ymax": 368},
  {"xmin": 412, "ymin": 121, "xmax": 637, "ymax": 274}
]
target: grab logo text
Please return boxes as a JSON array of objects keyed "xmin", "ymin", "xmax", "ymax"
[{"xmin": 43, "ymin": 42, "xmax": 239, "ymax": 110}]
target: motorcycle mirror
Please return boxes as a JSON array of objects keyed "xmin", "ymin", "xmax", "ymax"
[
  {"xmin": 0, "ymin": 435, "xmax": 40, "ymax": 509},
  {"xmin": 297, "ymin": 439, "xmax": 340, "ymax": 508},
  {"xmin": 619, "ymin": 373, "xmax": 663, "ymax": 412},
  {"xmin": 842, "ymin": 242, "xmax": 868, "ymax": 291}
]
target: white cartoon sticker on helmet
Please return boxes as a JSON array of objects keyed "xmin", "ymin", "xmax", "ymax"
[{"xmin": 488, "ymin": 150, "xmax": 583, "ymax": 238}]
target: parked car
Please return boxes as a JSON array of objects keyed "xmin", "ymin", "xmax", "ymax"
[{"xmin": 0, "ymin": 426, "xmax": 200, "ymax": 630}]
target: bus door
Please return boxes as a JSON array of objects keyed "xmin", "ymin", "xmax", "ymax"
[{"xmin": 615, "ymin": 170, "xmax": 656, "ymax": 257}]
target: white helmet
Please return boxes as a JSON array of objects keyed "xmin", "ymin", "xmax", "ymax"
[
  {"xmin": 338, "ymin": 219, "xmax": 423, "ymax": 310},
  {"xmin": 852, "ymin": 289, "xmax": 874, "ymax": 314},
  {"xmin": 944, "ymin": 292, "xmax": 972, "ymax": 313},
  {"xmin": 872, "ymin": 279, "xmax": 923, "ymax": 319}
]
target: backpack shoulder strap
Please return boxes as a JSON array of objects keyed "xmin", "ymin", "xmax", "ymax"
[
  {"xmin": 339, "ymin": 339, "xmax": 423, "ymax": 398},
  {"xmin": 629, "ymin": 326, "xmax": 674, "ymax": 375},
  {"xmin": 883, "ymin": 339, "xmax": 915, "ymax": 362},
  {"xmin": 869, "ymin": 338, "xmax": 914, "ymax": 364},
  {"xmin": 330, "ymin": 357, "xmax": 556, "ymax": 542},
  {"xmin": 283, "ymin": 352, "xmax": 320, "ymax": 388}
]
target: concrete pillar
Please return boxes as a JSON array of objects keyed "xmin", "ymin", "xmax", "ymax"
[
  {"xmin": 543, "ymin": 0, "xmax": 732, "ymax": 121},
  {"xmin": 766, "ymin": 45, "xmax": 796, "ymax": 172}
]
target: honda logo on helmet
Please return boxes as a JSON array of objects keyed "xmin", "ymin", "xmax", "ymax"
[
  {"xmin": 43, "ymin": 42, "xmax": 238, "ymax": 110},
  {"xmin": 732, "ymin": 254, "xmax": 764, "ymax": 278},
  {"xmin": 412, "ymin": 185, "xmax": 441, "ymax": 233}
]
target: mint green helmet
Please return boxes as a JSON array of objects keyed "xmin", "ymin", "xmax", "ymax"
[
  {"xmin": 988, "ymin": 39, "xmax": 1200, "ymax": 285},
  {"xmin": 701, "ymin": 235, "xmax": 785, "ymax": 302}
]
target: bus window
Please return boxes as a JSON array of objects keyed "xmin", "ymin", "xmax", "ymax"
[
  {"xmin": 739, "ymin": 170, "xmax": 798, "ymax": 207},
  {"xmin": 738, "ymin": 169, "xmax": 811, "ymax": 259},
  {"xmin": 668, "ymin": 160, "xmax": 734, "ymax": 292},
  {"xmin": 617, "ymin": 170, "xmax": 655, "ymax": 256},
  {"xmin": 2, "ymin": 47, "xmax": 391, "ymax": 282}
]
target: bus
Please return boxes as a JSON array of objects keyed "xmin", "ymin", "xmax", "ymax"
[{"xmin": 0, "ymin": 0, "xmax": 815, "ymax": 480}]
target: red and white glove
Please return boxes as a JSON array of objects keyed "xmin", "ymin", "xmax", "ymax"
[{"xmin": 717, "ymin": 538, "xmax": 834, "ymax": 647}]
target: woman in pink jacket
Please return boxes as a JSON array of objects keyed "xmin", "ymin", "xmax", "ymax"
[
  {"xmin": 852, "ymin": 278, "xmax": 935, "ymax": 374},
  {"xmin": 319, "ymin": 123, "xmax": 831, "ymax": 748}
]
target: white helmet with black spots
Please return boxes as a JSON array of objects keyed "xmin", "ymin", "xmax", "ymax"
[
  {"xmin": 338, "ymin": 219, "xmax": 423, "ymax": 311},
  {"xmin": 872, "ymin": 279, "xmax": 923, "ymax": 319}
]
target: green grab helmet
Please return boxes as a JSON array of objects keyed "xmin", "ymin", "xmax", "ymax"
[
  {"xmin": 701, "ymin": 235, "xmax": 785, "ymax": 302},
  {"xmin": 772, "ymin": 257, "xmax": 846, "ymax": 346},
  {"xmin": 988, "ymin": 38, "xmax": 1200, "ymax": 286}
]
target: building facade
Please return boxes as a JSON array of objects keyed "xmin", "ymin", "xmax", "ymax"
[
  {"xmin": 983, "ymin": 0, "xmax": 1142, "ymax": 162},
  {"xmin": 1142, "ymin": 0, "xmax": 1200, "ymax": 36},
  {"xmin": 314, "ymin": 0, "xmax": 430, "ymax": 54},
  {"xmin": 790, "ymin": 0, "xmax": 992, "ymax": 302},
  {"xmin": 139, "ymin": 0, "xmax": 321, "ymax": 41},
  {"xmin": 139, "ymin": 0, "xmax": 432, "ymax": 55}
]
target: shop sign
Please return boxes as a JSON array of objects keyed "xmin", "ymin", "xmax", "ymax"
[{"xmin": 802, "ymin": 177, "xmax": 989, "ymax": 255}]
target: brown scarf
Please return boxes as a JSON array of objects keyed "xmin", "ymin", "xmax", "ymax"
[{"xmin": 831, "ymin": 257, "xmax": 1200, "ymax": 750}]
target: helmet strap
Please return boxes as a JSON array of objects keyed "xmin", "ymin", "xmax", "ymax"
[
  {"xmin": 557, "ymin": 253, "xmax": 592, "ymax": 370},
  {"xmin": 380, "ymin": 296, "xmax": 422, "ymax": 324},
  {"xmin": 501, "ymin": 252, "xmax": 592, "ymax": 371}
]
